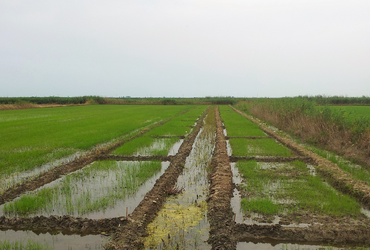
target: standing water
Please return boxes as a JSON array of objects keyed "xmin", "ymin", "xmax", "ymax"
[{"xmin": 144, "ymin": 117, "xmax": 216, "ymax": 249}]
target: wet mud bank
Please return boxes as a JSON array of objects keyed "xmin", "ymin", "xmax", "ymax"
[
  {"xmin": 233, "ymin": 223, "xmax": 370, "ymax": 245},
  {"xmin": 0, "ymin": 109, "xmax": 191, "ymax": 206},
  {"xmin": 97, "ymin": 155, "xmax": 173, "ymax": 162},
  {"xmin": 229, "ymin": 156, "xmax": 313, "ymax": 163},
  {"xmin": 0, "ymin": 215, "xmax": 125, "ymax": 235},
  {"xmin": 231, "ymin": 106, "xmax": 370, "ymax": 209},
  {"xmin": 207, "ymin": 107, "xmax": 236, "ymax": 249},
  {"xmin": 107, "ymin": 108, "xmax": 209, "ymax": 249}
]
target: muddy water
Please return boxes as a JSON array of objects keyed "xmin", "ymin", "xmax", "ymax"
[
  {"xmin": 87, "ymin": 161, "xmax": 170, "ymax": 219},
  {"xmin": 0, "ymin": 230, "xmax": 109, "ymax": 250},
  {"xmin": 144, "ymin": 127, "xmax": 215, "ymax": 249},
  {"xmin": 237, "ymin": 241, "xmax": 349, "ymax": 250}
]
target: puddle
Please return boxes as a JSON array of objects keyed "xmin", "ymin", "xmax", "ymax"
[
  {"xmin": 226, "ymin": 140, "xmax": 232, "ymax": 156},
  {"xmin": 0, "ymin": 230, "xmax": 108, "ymax": 250},
  {"xmin": 134, "ymin": 138, "xmax": 181, "ymax": 156},
  {"xmin": 237, "ymin": 241, "xmax": 348, "ymax": 250},
  {"xmin": 167, "ymin": 139, "xmax": 184, "ymax": 156},
  {"xmin": 144, "ymin": 122, "xmax": 215, "ymax": 249},
  {"xmin": 362, "ymin": 207, "xmax": 370, "ymax": 218},
  {"xmin": 1, "ymin": 161, "xmax": 169, "ymax": 218},
  {"xmin": 306, "ymin": 164, "xmax": 317, "ymax": 176}
]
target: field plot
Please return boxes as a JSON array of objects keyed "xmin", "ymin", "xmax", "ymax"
[
  {"xmin": 0, "ymin": 105, "xmax": 208, "ymax": 249},
  {"xmin": 220, "ymin": 106, "xmax": 370, "ymax": 249},
  {"xmin": 0, "ymin": 105, "xmax": 193, "ymax": 194}
]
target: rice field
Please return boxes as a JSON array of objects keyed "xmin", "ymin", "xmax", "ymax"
[{"xmin": 1, "ymin": 104, "xmax": 369, "ymax": 249}]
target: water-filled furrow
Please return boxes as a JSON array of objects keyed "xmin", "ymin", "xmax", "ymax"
[{"xmin": 144, "ymin": 121, "xmax": 215, "ymax": 249}]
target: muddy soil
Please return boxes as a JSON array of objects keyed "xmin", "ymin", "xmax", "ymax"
[
  {"xmin": 0, "ymin": 215, "xmax": 125, "ymax": 235},
  {"xmin": 0, "ymin": 109, "xmax": 190, "ymax": 206},
  {"xmin": 206, "ymin": 107, "xmax": 236, "ymax": 249},
  {"xmin": 225, "ymin": 136, "xmax": 270, "ymax": 139},
  {"xmin": 231, "ymin": 106, "xmax": 370, "ymax": 209},
  {"xmin": 106, "ymin": 108, "xmax": 209, "ymax": 249},
  {"xmin": 97, "ymin": 155, "xmax": 173, "ymax": 162},
  {"xmin": 229, "ymin": 156, "xmax": 313, "ymax": 163},
  {"xmin": 233, "ymin": 222, "xmax": 370, "ymax": 245}
]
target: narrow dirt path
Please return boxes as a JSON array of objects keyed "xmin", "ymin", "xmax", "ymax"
[
  {"xmin": 0, "ymin": 109, "xmax": 191, "ymax": 206},
  {"xmin": 207, "ymin": 107, "xmax": 236, "ymax": 249},
  {"xmin": 106, "ymin": 107, "xmax": 210, "ymax": 249}
]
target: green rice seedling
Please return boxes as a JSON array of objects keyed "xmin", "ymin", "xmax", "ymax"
[
  {"xmin": 241, "ymin": 198, "xmax": 279, "ymax": 214},
  {"xmin": 0, "ymin": 239, "xmax": 53, "ymax": 250},
  {"xmin": 230, "ymin": 138, "xmax": 293, "ymax": 156},
  {"xmin": 219, "ymin": 105, "xmax": 266, "ymax": 136},
  {"xmin": 3, "ymin": 161, "xmax": 162, "ymax": 216}
]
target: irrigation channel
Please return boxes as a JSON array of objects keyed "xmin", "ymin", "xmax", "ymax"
[{"xmin": 1, "ymin": 105, "xmax": 370, "ymax": 249}]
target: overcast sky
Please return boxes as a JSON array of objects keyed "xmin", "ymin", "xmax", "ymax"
[{"xmin": 0, "ymin": 0, "xmax": 369, "ymax": 98}]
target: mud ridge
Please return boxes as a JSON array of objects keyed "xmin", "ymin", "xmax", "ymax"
[
  {"xmin": 231, "ymin": 106, "xmax": 370, "ymax": 209},
  {"xmin": 233, "ymin": 223, "xmax": 370, "ymax": 245},
  {"xmin": 150, "ymin": 135, "xmax": 185, "ymax": 139},
  {"xmin": 0, "ymin": 215, "xmax": 126, "ymax": 235},
  {"xmin": 206, "ymin": 107, "xmax": 236, "ymax": 250},
  {"xmin": 225, "ymin": 136, "xmax": 270, "ymax": 139},
  {"xmin": 106, "ymin": 108, "xmax": 210, "ymax": 250},
  {"xmin": 229, "ymin": 156, "xmax": 313, "ymax": 163},
  {"xmin": 97, "ymin": 155, "xmax": 173, "ymax": 162},
  {"xmin": 0, "ymin": 109, "xmax": 191, "ymax": 206}
]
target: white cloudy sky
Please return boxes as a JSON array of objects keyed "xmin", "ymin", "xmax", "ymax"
[{"xmin": 0, "ymin": 0, "xmax": 369, "ymax": 97}]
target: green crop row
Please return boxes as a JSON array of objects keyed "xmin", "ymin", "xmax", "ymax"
[{"xmin": 219, "ymin": 105, "xmax": 265, "ymax": 137}]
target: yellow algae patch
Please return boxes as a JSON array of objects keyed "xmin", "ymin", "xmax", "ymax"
[{"xmin": 144, "ymin": 194, "xmax": 208, "ymax": 249}]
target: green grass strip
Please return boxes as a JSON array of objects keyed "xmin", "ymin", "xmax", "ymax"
[
  {"xmin": 219, "ymin": 105, "xmax": 266, "ymax": 137},
  {"xmin": 310, "ymin": 147, "xmax": 370, "ymax": 186},
  {"xmin": 241, "ymin": 198, "xmax": 279, "ymax": 214},
  {"xmin": 230, "ymin": 138, "xmax": 293, "ymax": 156}
]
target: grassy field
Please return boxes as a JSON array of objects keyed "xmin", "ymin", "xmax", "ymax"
[
  {"xmin": 0, "ymin": 105, "xmax": 192, "ymax": 177},
  {"xmin": 327, "ymin": 106, "xmax": 370, "ymax": 120}
]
